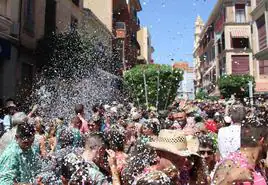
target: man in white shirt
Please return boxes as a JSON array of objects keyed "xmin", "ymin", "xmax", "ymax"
[{"xmin": 217, "ymin": 104, "xmax": 246, "ymax": 159}]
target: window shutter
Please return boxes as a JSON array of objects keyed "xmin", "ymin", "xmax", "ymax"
[
  {"xmin": 257, "ymin": 15, "xmax": 267, "ymax": 51},
  {"xmin": 259, "ymin": 60, "xmax": 268, "ymax": 75},
  {"xmin": 232, "ymin": 55, "xmax": 249, "ymax": 74}
]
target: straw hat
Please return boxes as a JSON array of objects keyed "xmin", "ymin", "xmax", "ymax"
[{"xmin": 147, "ymin": 129, "xmax": 200, "ymax": 157}]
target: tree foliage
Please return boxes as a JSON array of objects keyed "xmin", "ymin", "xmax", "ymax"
[
  {"xmin": 195, "ymin": 89, "xmax": 208, "ymax": 100},
  {"xmin": 123, "ymin": 64, "xmax": 184, "ymax": 110},
  {"xmin": 218, "ymin": 74, "xmax": 255, "ymax": 99}
]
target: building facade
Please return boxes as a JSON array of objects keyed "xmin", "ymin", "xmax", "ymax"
[
  {"xmin": 83, "ymin": 0, "xmax": 143, "ymax": 74},
  {"xmin": 0, "ymin": 0, "xmax": 112, "ymax": 104},
  {"xmin": 83, "ymin": 0, "xmax": 113, "ymax": 32},
  {"xmin": 251, "ymin": 0, "xmax": 268, "ymax": 94},
  {"xmin": 82, "ymin": 8, "xmax": 114, "ymax": 73},
  {"xmin": 193, "ymin": 16, "xmax": 204, "ymax": 91},
  {"xmin": 0, "ymin": 0, "xmax": 143, "ymax": 104},
  {"xmin": 193, "ymin": 0, "xmax": 268, "ymax": 96},
  {"xmin": 0, "ymin": 0, "xmax": 20, "ymax": 105},
  {"xmin": 173, "ymin": 62, "xmax": 195, "ymax": 100},
  {"xmin": 18, "ymin": 0, "xmax": 85, "ymax": 101},
  {"xmin": 137, "ymin": 27, "xmax": 153, "ymax": 64},
  {"xmin": 113, "ymin": 0, "xmax": 142, "ymax": 71}
]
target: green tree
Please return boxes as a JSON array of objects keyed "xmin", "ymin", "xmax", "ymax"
[
  {"xmin": 123, "ymin": 64, "xmax": 183, "ymax": 110},
  {"xmin": 218, "ymin": 74, "xmax": 255, "ymax": 99},
  {"xmin": 195, "ymin": 88, "xmax": 208, "ymax": 100}
]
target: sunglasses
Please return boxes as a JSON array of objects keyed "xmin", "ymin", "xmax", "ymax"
[{"xmin": 198, "ymin": 150, "xmax": 214, "ymax": 156}]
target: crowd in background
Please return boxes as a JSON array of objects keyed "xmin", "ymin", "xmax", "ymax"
[{"xmin": 0, "ymin": 97, "xmax": 267, "ymax": 185}]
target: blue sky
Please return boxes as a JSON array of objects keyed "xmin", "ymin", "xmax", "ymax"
[{"xmin": 139, "ymin": 0, "xmax": 217, "ymax": 66}]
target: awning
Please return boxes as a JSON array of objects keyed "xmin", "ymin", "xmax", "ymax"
[{"xmin": 230, "ymin": 29, "xmax": 250, "ymax": 38}]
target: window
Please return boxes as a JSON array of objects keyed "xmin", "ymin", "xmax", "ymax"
[
  {"xmin": 217, "ymin": 39, "xmax": 222, "ymax": 54},
  {"xmin": 72, "ymin": 0, "xmax": 79, "ymax": 7},
  {"xmin": 232, "ymin": 38, "xmax": 249, "ymax": 49},
  {"xmin": 211, "ymin": 46, "xmax": 215, "ymax": 60},
  {"xmin": 235, "ymin": 4, "xmax": 246, "ymax": 23},
  {"xmin": 256, "ymin": 15, "xmax": 267, "ymax": 51},
  {"xmin": 232, "ymin": 55, "xmax": 249, "ymax": 74},
  {"xmin": 24, "ymin": 0, "xmax": 35, "ymax": 35},
  {"xmin": 222, "ymin": 32, "xmax": 225, "ymax": 50},
  {"xmin": 219, "ymin": 57, "xmax": 226, "ymax": 76},
  {"xmin": 259, "ymin": 60, "xmax": 268, "ymax": 75}
]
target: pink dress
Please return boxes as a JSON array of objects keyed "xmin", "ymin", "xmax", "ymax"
[{"xmin": 222, "ymin": 152, "xmax": 267, "ymax": 185}]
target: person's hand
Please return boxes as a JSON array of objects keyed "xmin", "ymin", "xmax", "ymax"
[
  {"xmin": 130, "ymin": 135, "xmax": 136, "ymax": 143},
  {"xmin": 77, "ymin": 113, "xmax": 83, "ymax": 120},
  {"xmin": 31, "ymin": 105, "xmax": 39, "ymax": 113},
  {"xmin": 106, "ymin": 149, "xmax": 116, "ymax": 167},
  {"xmin": 227, "ymin": 166, "xmax": 254, "ymax": 184}
]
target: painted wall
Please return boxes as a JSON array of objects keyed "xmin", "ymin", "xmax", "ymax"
[
  {"xmin": 20, "ymin": 0, "xmax": 46, "ymax": 49},
  {"xmin": 137, "ymin": 27, "xmax": 152, "ymax": 64},
  {"xmin": 56, "ymin": 0, "xmax": 83, "ymax": 33},
  {"xmin": 83, "ymin": 0, "xmax": 113, "ymax": 32}
]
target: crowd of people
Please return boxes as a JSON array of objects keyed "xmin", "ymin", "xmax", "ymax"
[{"xmin": 0, "ymin": 97, "xmax": 267, "ymax": 185}]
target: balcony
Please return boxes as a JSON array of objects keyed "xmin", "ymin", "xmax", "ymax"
[
  {"xmin": 132, "ymin": 0, "xmax": 142, "ymax": 12},
  {"xmin": 115, "ymin": 22, "xmax": 126, "ymax": 39}
]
